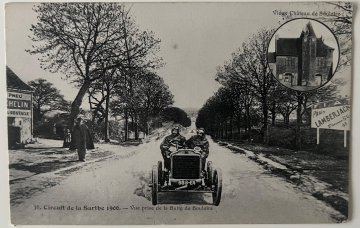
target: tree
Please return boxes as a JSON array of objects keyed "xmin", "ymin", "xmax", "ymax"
[
  {"xmin": 217, "ymin": 69, "xmax": 256, "ymax": 138},
  {"xmin": 196, "ymin": 88, "xmax": 238, "ymax": 139},
  {"xmin": 110, "ymin": 70, "xmax": 173, "ymax": 140},
  {"xmin": 88, "ymin": 68, "xmax": 118, "ymax": 142},
  {"xmin": 28, "ymin": 78, "xmax": 70, "ymax": 122},
  {"xmin": 274, "ymin": 87, "xmax": 298, "ymax": 125},
  {"xmin": 27, "ymin": 3, "xmax": 162, "ymax": 127},
  {"xmin": 322, "ymin": 2, "xmax": 353, "ymax": 69},
  {"xmin": 216, "ymin": 28, "xmax": 275, "ymax": 142},
  {"xmin": 160, "ymin": 107, "xmax": 191, "ymax": 128},
  {"xmin": 136, "ymin": 72, "xmax": 174, "ymax": 134}
]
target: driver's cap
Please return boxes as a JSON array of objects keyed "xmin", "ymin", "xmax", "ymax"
[{"xmin": 197, "ymin": 128, "xmax": 205, "ymax": 134}]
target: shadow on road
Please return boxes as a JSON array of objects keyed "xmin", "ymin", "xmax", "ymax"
[
  {"xmin": 133, "ymin": 170, "xmax": 211, "ymax": 205},
  {"xmin": 10, "ymin": 160, "xmax": 79, "ymax": 174},
  {"xmin": 23, "ymin": 147, "xmax": 74, "ymax": 155},
  {"xmin": 158, "ymin": 192, "xmax": 210, "ymax": 205}
]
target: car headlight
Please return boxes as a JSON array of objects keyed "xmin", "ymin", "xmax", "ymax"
[
  {"xmin": 169, "ymin": 146, "xmax": 177, "ymax": 152},
  {"xmin": 194, "ymin": 146, "xmax": 201, "ymax": 152}
]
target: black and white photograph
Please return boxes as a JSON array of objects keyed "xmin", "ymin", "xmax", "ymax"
[
  {"xmin": 267, "ymin": 18, "xmax": 339, "ymax": 91},
  {"xmin": 4, "ymin": 1, "xmax": 353, "ymax": 225}
]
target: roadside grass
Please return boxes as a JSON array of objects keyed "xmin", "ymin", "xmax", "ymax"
[{"xmin": 215, "ymin": 137, "xmax": 349, "ymax": 220}]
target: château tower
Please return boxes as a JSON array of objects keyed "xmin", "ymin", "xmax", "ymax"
[{"xmin": 300, "ymin": 22, "xmax": 317, "ymax": 86}]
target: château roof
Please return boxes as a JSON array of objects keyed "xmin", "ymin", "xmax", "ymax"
[
  {"xmin": 275, "ymin": 21, "xmax": 334, "ymax": 57},
  {"xmin": 316, "ymin": 39, "xmax": 334, "ymax": 57},
  {"xmin": 276, "ymin": 38, "xmax": 300, "ymax": 56},
  {"xmin": 304, "ymin": 22, "xmax": 316, "ymax": 37}
]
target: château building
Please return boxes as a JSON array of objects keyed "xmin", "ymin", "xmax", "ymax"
[{"xmin": 268, "ymin": 22, "xmax": 334, "ymax": 90}]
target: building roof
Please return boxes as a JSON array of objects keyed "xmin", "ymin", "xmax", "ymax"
[
  {"xmin": 275, "ymin": 21, "xmax": 334, "ymax": 57},
  {"xmin": 276, "ymin": 38, "xmax": 300, "ymax": 56},
  {"xmin": 6, "ymin": 66, "xmax": 33, "ymax": 91},
  {"xmin": 316, "ymin": 39, "xmax": 334, "ymax": 57},
  {"xmin": 276, "ymin": 38, "xmax": 334, "ymax": 57}
]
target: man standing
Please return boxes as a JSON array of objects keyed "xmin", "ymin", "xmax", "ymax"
[
  {"xmin": 160, "ymin": 126, "xmax": 186, "ymax": 170},
  {"xmin": 186, "ymin": 128, "xmax": 209, "ymax": 169},
  {"xmin": 72, "ymin": 116, "xmax": 94, "ymax": 162}
]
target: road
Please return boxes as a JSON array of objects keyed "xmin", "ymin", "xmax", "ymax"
[{"xmin": 11, "ymin": 131, "xmax": 341, "ymax": 225}]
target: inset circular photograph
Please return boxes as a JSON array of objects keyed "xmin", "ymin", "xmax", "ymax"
[{"xmin": 267, "ymin": 18, "xmax": 339, "ymax": 92}]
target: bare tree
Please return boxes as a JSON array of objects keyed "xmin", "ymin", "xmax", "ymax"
[
  {"xmin": 111, "ymin": 70, "xmax": 173, "ymax": 140},
  {"xmin": 216, "ymin": 28, "xmax": 275, "ymax": 142},
  {"xmin": 27, "ymin": 3, "xmax": 162, "ymax": 127},
  {"xmin": 318, "ymin": 2, "xmax": 353, "ymax": 69}
]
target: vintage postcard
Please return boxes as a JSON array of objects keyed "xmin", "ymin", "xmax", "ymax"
[{"xmin": 5, "ymin": 1, "xmax": 353, "ymax": 225}]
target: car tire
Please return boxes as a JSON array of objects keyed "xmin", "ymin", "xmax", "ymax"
[
  {"xmin": 206, "ymin": 161, "xmax": 213, "ymax": 187},
  {"xmin": 157, "ymin": 161, "xmax": 164, "ymax": 185},
  {"xmin": 151, "ymin": 165, "xmax": 158, "ymax": 205},
  {"xmin": 212, "ymin": 169, "xmax": 222, "ymax": 206}
]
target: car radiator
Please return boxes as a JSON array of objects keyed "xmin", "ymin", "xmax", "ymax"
[{"xmin": 172, "ymin": 155, "xmax": 200, "ymax": 179}]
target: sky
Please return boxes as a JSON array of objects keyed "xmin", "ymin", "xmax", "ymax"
[{"xmin": 5, "ymin": 2, "xmax": 351, "ymax": 109}]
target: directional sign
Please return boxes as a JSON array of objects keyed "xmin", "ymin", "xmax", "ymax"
[{"xmin": 311, "ymin": 98, "xmax": 350, "ymax": 130}]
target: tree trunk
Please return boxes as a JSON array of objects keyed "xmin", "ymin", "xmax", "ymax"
[
  {"xmin": 134, "ymin": 115, "xmax": 139, "ymax": 140},
  {"xmin": 124, "ymin": 110, "xmax": 129, "ymax": 141},
  {"xmin": 236, "ymin": 114, "xmax": 242, "ymax": 140},
  {"xmin": 271, "ymin": 101, "xmax": 276, "ymax": 126},
  {"xmin": 271, "ymin": 111, "xmax": 276, "ymax": 126},
  {"xmin": 221, "ymin": 123, "xmax": 224, "ymax": 139},
  {"xmin": 36, "ymin": 104, "xmax": 42, "ymax": 122},
  {"xmin": 285, "ymin": 114, "xmax": 290, "ymax": 125},
  {"xmin": 130, "ymin": 115, "xmax": 135, "ymax": 140},
  {"xmin": 104, "ymin": 90, "xmax": 110, "ymax": 142},
  {"xmin": 245, "ymin": 107, "xmax": 251, "ymax": 141},
  {"xmin": 296, "ymin": 94, "xmax": 303, "ymax": 150},
  {"xmin": 262, "ymin": 100, "xmax": 269, "ymax": 143},
  {"xmin": 69, "ymin": 80, "xmax": 91, "ymax": 127},
  {"xmin": 146, "ymin": 121, "xmax": 150, "ymax": 135},
  {"xmin": 229, "ymin": 116, "xmax": 233, "ymax": 139}
]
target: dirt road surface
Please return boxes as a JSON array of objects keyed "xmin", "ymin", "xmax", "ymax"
[{"xmin": 11, "ymin": 131, "xmax": 342, "ymax": 225}]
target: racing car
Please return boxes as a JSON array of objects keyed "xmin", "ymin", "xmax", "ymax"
[{"xmin": 150, "ymin": 145, "xmax": 222, "ymax": 206}]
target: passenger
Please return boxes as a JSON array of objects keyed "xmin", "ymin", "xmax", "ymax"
[
  {"xmin": 160, "ymin": 126, "xmax": 186, "ymax": 170},
  {"xmin": 186, "ymin": 128, "xmax": 209, "ymax": 169}
]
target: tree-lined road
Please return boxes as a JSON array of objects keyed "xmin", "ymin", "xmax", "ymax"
[{"xmin": 11, "ymin": 130, "xmax": 340, "ymax": 225}]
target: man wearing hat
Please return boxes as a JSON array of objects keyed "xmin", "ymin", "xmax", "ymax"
[
  {"xmin": 71, "ymin": 116, "xmax": 94, "ymax": 162},
  {"xmin": 186, "ymin": 128, "xmax": 209, "ymax": 169},
  {"xmin": 160, "ymin": 126, "xmax": 186, "ymax": 170}
]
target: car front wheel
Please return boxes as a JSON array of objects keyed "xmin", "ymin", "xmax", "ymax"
[
  {"xmin": 212, "ymin": 169, "xmax": 222, "ymax": 206},
  {"xmin": 151, "ymin": 165, "xmax": 158, "ymax": 205},
  {"xmin": 206, "ymin": 161, "xmax": 213, "ymax": 187}
]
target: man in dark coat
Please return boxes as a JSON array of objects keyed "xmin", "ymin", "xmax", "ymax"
[
  {"xmin": 186, "ymin": 128, "xmax": 209, "ymax": 169},
  {"xmin": 71, "ymin": 117, "xmax": 94, "ymax": 162},
  {"xmin": 160, "ymin": 126, "xmax": 186, "ymax": 170}
]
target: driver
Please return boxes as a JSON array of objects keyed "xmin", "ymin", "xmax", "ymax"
[
  {"xmin": 186, "ymin": 128, "xmax": 209, "ymax": 169},
  {"xmin": 160, "ymin": 126, "xmax": 186, "ymax": 170}
]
